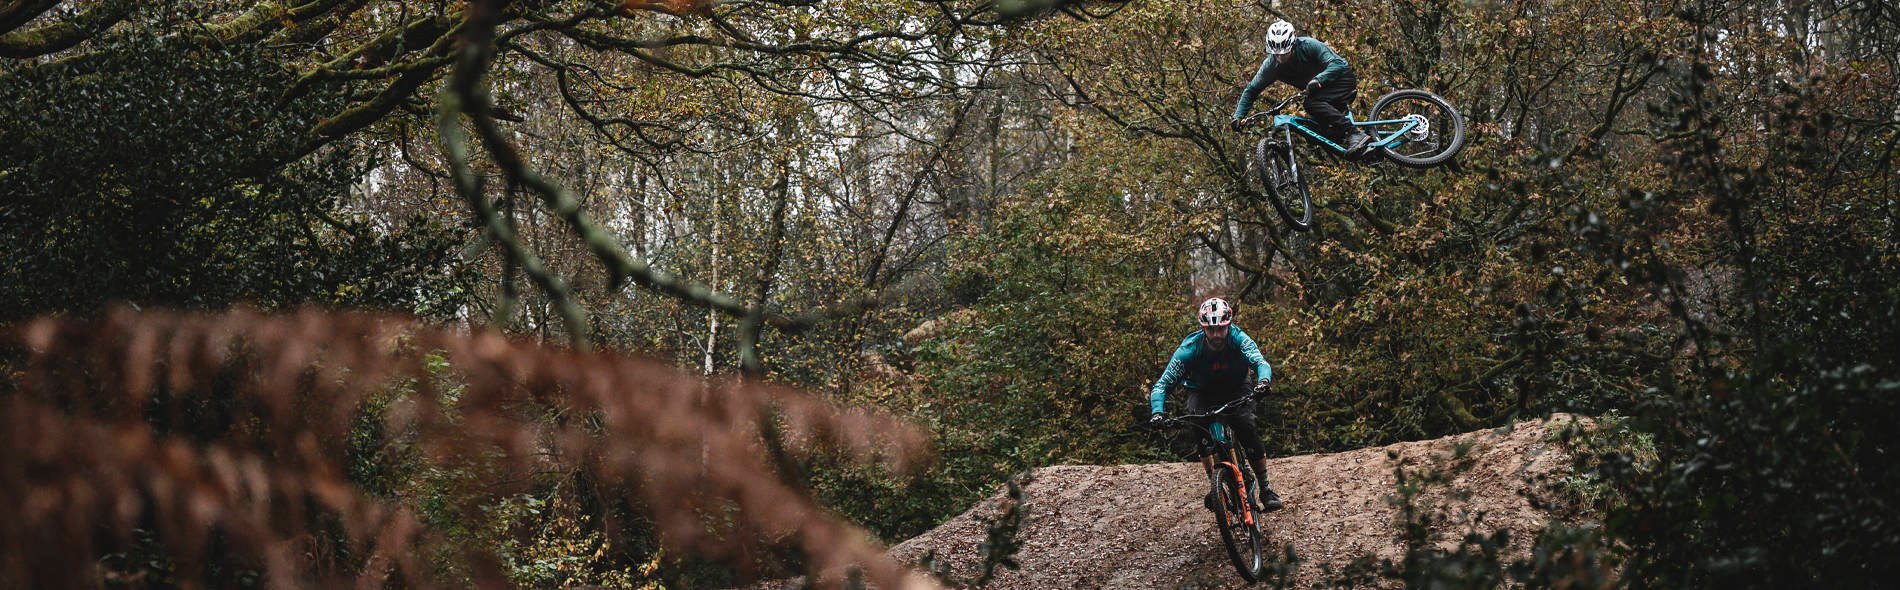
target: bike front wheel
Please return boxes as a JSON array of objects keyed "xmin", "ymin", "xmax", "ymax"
[
  {"xmin": 1369, "ymin": 89, "xmax": 1467, "ymax": 168},
  {"xmin": 1209, "ymin": 463, "xmax": 1265, "ymax": 581},
  {"xmin": 1253, "ymin": 137, "xmax": 1313, "ymax": 232}
]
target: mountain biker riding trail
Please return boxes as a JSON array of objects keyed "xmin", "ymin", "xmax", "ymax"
[
  {"xmin": 1148, "ymin": 297, "xmax": 1284, "ymax": 512},
  {"xmin": 1230, "ymin": 19, "xmax": 1371, "ymax": 157}
]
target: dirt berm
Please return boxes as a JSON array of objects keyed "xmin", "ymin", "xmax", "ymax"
[{"xmin": 879, "ymin": 414, "xmax": 1589, "ymax": 588}]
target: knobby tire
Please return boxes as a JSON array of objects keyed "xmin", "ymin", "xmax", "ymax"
[
  {"xmin": 1253, "ymin": 137, "xmax": 1314, "ymax": 232},
  {"xmin": 1369, "ymin": 89, "xmax": 1468, "ymax": 168},
  {"xmin": 1211, "ymin": 463, "xmax": 1265, "ymax": 582}
]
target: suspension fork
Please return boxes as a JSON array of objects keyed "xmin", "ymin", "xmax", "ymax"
[
  {"xmin": 1282, "ymin": 126, "xmax": 1302, "ymax": 183},
  {"xmin": 1225, "ymin": 446, "xmax": 1256, "ymax": 525},
  {"xmin": 1206, "ymin": 429, "xmax": 1256, "ymax": 526}
]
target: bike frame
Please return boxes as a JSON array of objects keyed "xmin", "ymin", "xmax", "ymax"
[
  {"xmin": 1154, "ymin": 394, "xmax": 1270, "ymax": 581},
  {"xmin": 1164, "ymin": 397, "xmax": 1261, "ymax": 525},
  {"xmin": 1203, "ymin": 421, "xmax": 1257, "ymax": 526},
  {"xmin": 1248, "ymin": 93, "xmax": 1425, "ymax": 155}
]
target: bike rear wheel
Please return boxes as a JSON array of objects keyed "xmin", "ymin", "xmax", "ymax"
[
  {"xmin": 1369, "ymin": 89, "xmax": 1467, "ymax": 168},
  {"xmin": 1210, "ymin": 463, "xmax": 1265, "ymax": 581},
  {"xmin": 1253, "ymin": 137, "xmax": 1313, "ymax": 232}
]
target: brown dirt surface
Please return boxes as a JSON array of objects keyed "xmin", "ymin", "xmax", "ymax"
[
  {"xmin": 885, "ymin": 414, "xmax": 1589, "ymax": 589},
  {"xmin": 749, "ymin": 414, "xmax": 1590, "ymax": 589}
]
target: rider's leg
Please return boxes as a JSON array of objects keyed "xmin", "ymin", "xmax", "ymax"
[
  {"xmin": 1249, "ymin": 456, "xmax": 1270, "ymax": 483},
  {"xmin": 1250, "ymin": 455, "xmax": 1282, "ymax": 511},
  {"xmin": 1186, "ymin": 391, "xmax": 1224, "ymax": 511},
  {"xmin": 1201, "ymin": 453, "xmax": 1219, "ymax": 510},
  {"xmin": 1304, "ymin": 73, "xmax": 1368, "ymax": 154},
  {"xmin": 1227, "ymin": 401, "xmax": 1283, "ymax": 512},
  {"xmin": 1246, "ymin": 449, "xmax": 1284, "ymax": 512}
]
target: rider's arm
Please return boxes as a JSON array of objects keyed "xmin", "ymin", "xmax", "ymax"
[
  {"xmin": 1304, "ymin": 38, "xmax": 1351, "ymax": 86},
  {"xmin": 1232, "ymin": 57, "xmax": 1279, "ymax": 120},
  {"xmin": 1233, "ymin": 327, "xmax": 1273, "ymax": 383},
  {"xmin": 1149, "ymin": 336, "xmax": 1199, "ymax": 414}
]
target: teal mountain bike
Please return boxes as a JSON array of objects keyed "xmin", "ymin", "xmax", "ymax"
[
  {"xmin": 1237, "ymin": 89, "xmax": 1467, "ymax": 231},
  {"xmin": 1151, "ymin": 394, "xmax": 1269, "ymax": 582}
]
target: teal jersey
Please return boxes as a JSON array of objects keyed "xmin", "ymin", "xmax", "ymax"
[
  {"xmin": 1149, "ymin": 326, "xmax": 1274, "ymax": 414},
  {"xmin": 1232, "ymin": 37, "xmax": 1352, "ymax": 119}
]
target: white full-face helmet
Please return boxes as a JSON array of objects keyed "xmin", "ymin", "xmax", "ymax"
[{"xmin": 1263, "ymin": 20, "xmax": 1296, "ymax": 55}]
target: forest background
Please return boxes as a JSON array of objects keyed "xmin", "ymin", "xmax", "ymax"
[{"xmin": 2, "ymin": 0, "xmax": 1896, "ymax": 587}]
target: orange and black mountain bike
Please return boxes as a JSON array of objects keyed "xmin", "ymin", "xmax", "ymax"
[{"xmin": 1152, "ymin": 395, "xmax": 1268, "ymax": 582}]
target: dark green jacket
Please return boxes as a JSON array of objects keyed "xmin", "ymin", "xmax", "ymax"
[{"xmin": 1232, "ymin": 37, "xmax": 1352, "ymax": 119}]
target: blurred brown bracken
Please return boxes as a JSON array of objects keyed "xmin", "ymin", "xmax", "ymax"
[{"xmin": 1, "ymin": 306, "xmax": 941, "ymax": 589}]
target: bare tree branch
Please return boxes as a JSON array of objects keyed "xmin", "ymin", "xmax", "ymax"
[
  {"xmin": 0, "ymin": 0, "xmax": 133, "ymax": 58},
  {"xmin": 439, "ymin": 0, "xmax": 592, "ymax": 350}
]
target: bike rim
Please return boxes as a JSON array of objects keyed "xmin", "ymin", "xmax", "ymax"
[
  {"xmin": 1378, "ymin": 96, "xmax": 1457, "ymax": 161},
  {"xmin": 1244, "ymin": 519, "xmax": 1265, "ymax": 573},
  {"xmin": 1209, "ymin": 464, "xmax": 1259, "ymax": 581},
  {"xmin": 1226, "ymin": 476, "xmax": 1264, "ymax": 576}
]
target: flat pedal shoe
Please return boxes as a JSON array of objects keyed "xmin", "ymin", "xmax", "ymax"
[{"xmin": 1260, "ymin": 489, "xmax": 1284, "ymax": 512}]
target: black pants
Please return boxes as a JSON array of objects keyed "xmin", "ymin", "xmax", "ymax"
[
  {"xmin": 1303, "ymin": 71, "xmax": 1359, "ymax": 143},
  {"xmin": 1186, "ymin": 389, "xmax": 1266, "ymax": 461}
]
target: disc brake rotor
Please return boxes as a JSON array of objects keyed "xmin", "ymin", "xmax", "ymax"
[{"xmin": 1405, "ymin": 114, "xmax": 1431, "ymax": 141}]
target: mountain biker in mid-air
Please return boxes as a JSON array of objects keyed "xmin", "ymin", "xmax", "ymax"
[
  {"xmin": 1230, "ymin": 19, "xmax": 1370, "ymax": 156},
  {"xmin": 1148, "ymin": 297, "xmax": 1284, "ymax": 512}
]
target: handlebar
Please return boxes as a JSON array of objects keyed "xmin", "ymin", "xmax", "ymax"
[
  {"xmin": 1149, "ymin": 392, "xmax": 1258, "ymax": 430},
  {"xmin": 1233, "ymin": 92, "xmax": 1306, "ymax": 129}
]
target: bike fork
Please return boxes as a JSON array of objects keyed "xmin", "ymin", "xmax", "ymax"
[
  {"xmin": 1282, "ymin": 127, "xmax": 1302, "ymax": 184},
  {"xmin": 1227, "ymin": 464, "xmax": 1255, "ymax": 525},
  {"xmin": 1212, "ymin": 452, "xmax": 1256, "ymax": 526},
  {"xmin": 1229, "ymin": 448, "xmax": 1257, "ymax": 525}
]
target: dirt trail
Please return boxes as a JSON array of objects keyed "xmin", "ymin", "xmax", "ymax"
[{"xmin": 883, "ymin": 414, "xmax": 1587, "ymax": 588}]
